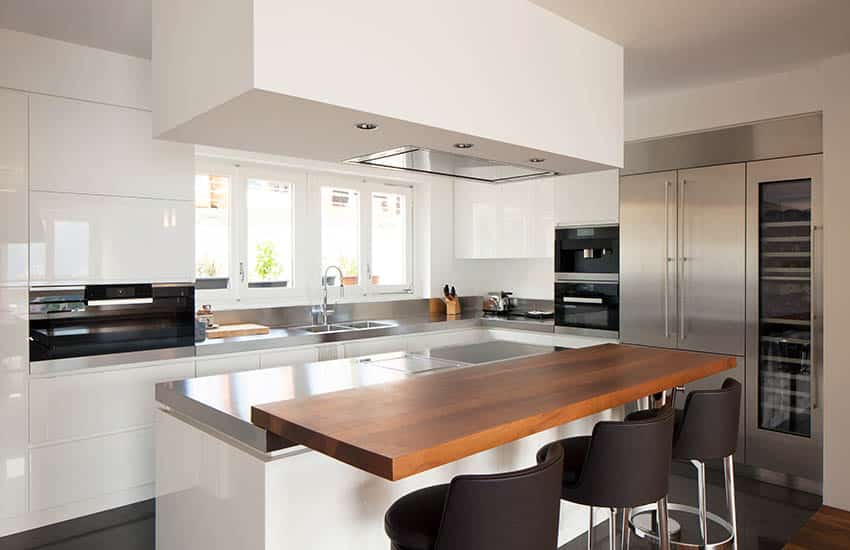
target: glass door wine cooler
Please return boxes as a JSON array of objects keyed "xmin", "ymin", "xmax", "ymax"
[{"xmin": 746, "ymin": 154, "xmax": 823, "ymax": 482}]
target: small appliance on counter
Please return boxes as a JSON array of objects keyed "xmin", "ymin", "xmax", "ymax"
[
  {"xmin": 29, "ymin": 283, "xmax": 195, "ymax": 364},
  {"xmin": 554, "ymin": 224, "xmax": 619, "ymax": 338},
  {"xmin": 483, "ymin": 291, "xmax": 515, "ymax": 315}
]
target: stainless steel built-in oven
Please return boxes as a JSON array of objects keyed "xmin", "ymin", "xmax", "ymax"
[
  {"xmin": 554, "ymin": 280, "xmax": 619, "ymax": 337},
  {"xmin": 29, "ymin": 283, "xmax": 195, "ymax": 366},
  {"xmin": 555, "ymin": 224, "xmax": 619, "ymax": 282}
]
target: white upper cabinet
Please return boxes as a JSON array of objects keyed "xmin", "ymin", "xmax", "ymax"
[
  {"xmin": 29, "ymin": 95, "xmax": 193, "ymax": 201},
  {"xmin": 454, "ymin": 179, "xmax": 553, "ymax": 259},
  {"xmin": 554, "ymin": 170, "xmax": 620, "ymax": 226},
  {"xmin": 0, "ymin": 89, "xmax": 28, "ymax": 285},
  {"xmin": 30, "ymin": 192, "xmax": 194, "ymax": 285}
]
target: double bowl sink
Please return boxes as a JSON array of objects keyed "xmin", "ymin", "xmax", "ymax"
[{"xmin": 297, "ymin": 320, "xmax": 395, "ymax": 334}]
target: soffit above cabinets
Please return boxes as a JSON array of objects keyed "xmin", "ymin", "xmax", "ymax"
[{"xmin": 152, "ymin": 0, "xmax": 624, "ymax": 180}]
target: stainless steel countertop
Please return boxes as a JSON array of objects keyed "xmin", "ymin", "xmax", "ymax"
[
  {"xmin": 195, "ymin": 312, "xmax": 483, "ymax": 356},
  {"xmin": 157, "ymin": 341, "xmax": 561, "ymax": 454}
]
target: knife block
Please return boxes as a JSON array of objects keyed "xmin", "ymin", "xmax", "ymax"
[{"xmin": 445, "ymin": 297, "xmax": 462, "ymax": 316}]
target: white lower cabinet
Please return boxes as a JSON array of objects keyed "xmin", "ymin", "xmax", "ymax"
[
  {"xmin": 405, "ymin": 329, "xmax": 490, "ymax": 352},
  {"xmin": 29, "ymin": 427, "xmax": 153, "ymax": 511},
  {"xmin": 260, "ymin": 347, "xmax": 319, "ymax": 369},
  {"xmin": 196, "ymin": 353, "xmax": 260, "ymax": 377},
  {"xmin": 29, "ymin": 359, "xmax": 195, "ymax": 445},
  {"xmin": 342, "ymin": 336, "xmax": 408, "ymax": 358}
]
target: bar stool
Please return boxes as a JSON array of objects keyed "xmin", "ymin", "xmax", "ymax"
[
  {"xmin": 536, "ymin": 405, "xmax": 676, "ymax": 550},
  {"xmin": 628, "ymin": 378, "xmax": 742, "ymax": 550},
  {"xmin": 384, "ymin": 444, "xmax": 564, "ymax": 550}
]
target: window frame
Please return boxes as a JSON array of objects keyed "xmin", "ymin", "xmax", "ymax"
[
  {"xmin": 195, "ymin": 158, "xmax": 308, "ymax": 307},
  {"xmin": 315, "ymin": 173, "xmax": 415, "ymax": 299}
]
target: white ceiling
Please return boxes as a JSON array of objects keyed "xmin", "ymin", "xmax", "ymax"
[
  {"xmin": 0, "ymin": 0, "xmax": 151, "ymax": 59},
  {"xmin": 2, "ymin": 0, "xmax": 849, "ymax": 98},
  {"xmin": 532, "ymin": 0, "xmax": 850, "ymax": 98}
]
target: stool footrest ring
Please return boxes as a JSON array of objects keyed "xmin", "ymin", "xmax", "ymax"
[{"xmin": 629, "ymin": 502, "xmax": 735, "ymax": 550}]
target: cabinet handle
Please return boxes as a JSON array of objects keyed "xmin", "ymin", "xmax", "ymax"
[
  {"xmin": 679, "ymin": 180, "xmax": 687, "ymax": 341},
  {"xmin": 239, "ymin": 262, "xmax": 246, "ymax": 283},
  {"xmin": 664, "ymin": 180, "xmax": 671, "ymax": 339}
]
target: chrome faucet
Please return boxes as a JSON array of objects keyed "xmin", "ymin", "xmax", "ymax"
[{"xmin": 317, "ymin": 265, "xmax": 345, "ymax": 325}]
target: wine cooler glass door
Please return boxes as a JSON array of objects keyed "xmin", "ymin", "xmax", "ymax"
[{"xmin": 746, "ymin": 154, "xmax": 822, "ymax": 483}]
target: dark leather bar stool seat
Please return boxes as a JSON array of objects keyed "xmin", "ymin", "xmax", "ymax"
[
  {"xmin": 537, "ymin": 405, "xmax": 676, "ymax": 550},
  {"xmin": 384, "ymin": 444, "xmax": 564, "ymax": 550},
  {"xmin": 627, "ymin": 378, "xmax": 742, "ymax": 550}
]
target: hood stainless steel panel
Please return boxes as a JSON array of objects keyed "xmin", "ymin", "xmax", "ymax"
[{"xmin": 346, "ymin": 146, "xmax": 557, "ymax": 183}]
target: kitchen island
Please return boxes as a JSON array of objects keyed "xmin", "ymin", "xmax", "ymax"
[{"xmin": 155, "ymin": 342, "xmax": 734, "ymax": 550}]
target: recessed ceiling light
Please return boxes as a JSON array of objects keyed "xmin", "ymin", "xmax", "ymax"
[
  {"xmin": 529, "ymin": 158, "xmax": 546, "ymax": 163},
  {"xmin": 454, "ymin": 143, "xmax": 474, "ymax": 149},
  {"xmin": 355, "ymin": 122, "xmax": 378, "ymax": 130}
]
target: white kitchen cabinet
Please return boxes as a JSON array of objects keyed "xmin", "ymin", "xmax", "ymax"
[
  {"xmin": 0, "ymin": 90, "xmax": 28, "ymax": 284},
  {"xmin": 342, "ymin": 336, "xmax": 408, "ymax": 358},
  {"xmin": 260, "ymin": 347, "xmax": 319, "ymax": 369},
  {"xmin": 196, "ymin": 353, "xmax": 261, "ymax": 377},
  {"xmin": 29, "ymin": 427, "xmax": 154, "ymax": 511},
  {"xmin": 29, "ymin": 95, "xmax": 194, "ymax": 201},
  {"xmin": 553, "ymin": 169, "xmax": 619, "ymax": 226},
  {"xmin": 29, "ymin": 191, "xmax": 194, "ymax": 285},
  {"xmin": 0, "ymin": 289, "xmax": 28, "ymax": 521},
  {"xmin": 405, "ymin": 329, "xmax": 490, "ymax": 353},
  {"xmin": 454, "ymin": 179, "xmax": 553, "ymax": 259},
  {"xmin": 29, "ymin": 359, "xmax": 195, "ymax": 445}
]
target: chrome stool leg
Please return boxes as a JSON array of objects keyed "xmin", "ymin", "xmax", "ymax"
[
  {"xmin": 622, "ymin": 507, "xmax": 631, "ymax": 550},
  {"xmin": 657, "ymin": 497, "xmax": 671, "ymax": 550},
  {"xmin": 723, "ymin": 456, "xmax": 739, "ymax": 550},
  {"xmin": 609, "ymin": 508, "xmax": 619, "ymax": 550},
  {"xmin": 693, "ymin": 460, "xmax": 709, "ymax": 545},
  {"xmin": 588, "ymin": 506, "xmax": 594, "ymax": 550}
]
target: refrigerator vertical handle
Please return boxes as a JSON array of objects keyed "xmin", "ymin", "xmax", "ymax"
[
  {"xmin": 679, "ymin": 180, "xmax": 687, "ymax": 340},
  {"xmin": 664, "ymin": 180, "xmax": 670, "ymax": 339},
  {"xmin": 811, "ymin": 224, "xmax": 819, "ymax": 409}
]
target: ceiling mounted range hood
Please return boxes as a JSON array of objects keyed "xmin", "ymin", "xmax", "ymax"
[
  {"xmin": 347, "ymin": 146, "xmax": 557, "ymax": 183},
  {"xmin": 153, "ymin": 1, "xmax": 624, "ymax": 179}
]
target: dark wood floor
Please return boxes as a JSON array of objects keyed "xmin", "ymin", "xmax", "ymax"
[
  {"xmin": 784, "ymin": 505, "xmax": 850, "ymax": 550},
  {"xmin": 0, "ymin": 465, "xmax": 822, "ymax": 550}
]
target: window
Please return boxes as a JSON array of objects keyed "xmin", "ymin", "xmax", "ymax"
[
  {"xmin": 371, "ymin": 191, "xmax": 407, "ymax": 286},
  {"xmin": 195, "ymin": 173, "xmax": 230, "ymax": 289},
  {"xmin": 320, "ymin": 178, "xmax": 413, "ymax": 292},
  {"xmin": 195, "ymin": 160, "xmax": 304, "ymax": 304},
  {"xmin": 246, "ymin": 178, "xmax": 292, "ymax": 288},
  {"xmin": 321, "ymin": 186, "xmax": 360, "ymax": 285}
]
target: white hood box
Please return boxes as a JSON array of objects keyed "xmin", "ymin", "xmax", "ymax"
[{"xmin": 152, "ymin": 0, "xmax": 623, "ymax": 180}]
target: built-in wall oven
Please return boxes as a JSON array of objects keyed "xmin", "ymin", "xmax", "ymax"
[
  {"xmin": 554, "ymin": 224, "xmax": 619, "ymax": 337},
  {"xmin": 29, "ymin": 283, "xmax": 195, "ymax": 372}
]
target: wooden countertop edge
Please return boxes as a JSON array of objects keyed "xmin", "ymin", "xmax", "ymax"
[{"xmin": 251, "ymin": 351, "xmax": 735, "ymax": 481}]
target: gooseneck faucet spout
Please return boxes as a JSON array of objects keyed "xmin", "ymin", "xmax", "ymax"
[{"xmin": 320, "ymin": 265, "xmax": 345, "ymax": 325}]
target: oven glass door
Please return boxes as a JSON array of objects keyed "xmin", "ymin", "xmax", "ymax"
[{"xmin": 555, "ymin": 281, "xmax": 619, "ymax": 331}]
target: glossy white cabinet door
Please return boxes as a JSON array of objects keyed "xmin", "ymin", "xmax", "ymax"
[
  {"xmin": 405, "ymin": 329, "xmax": 490, "ymax": 353},
  {"xmin": 500, "ymin": 182, "xmax": 531, "ymax": 258},
  {"xmin": 454, "ymin": 180, "xmax": 502, "ymax": 258},
  {"xmin": 29, "ymin": 428, "xmax": 153, "ymax": 511},
  {"xmin": 30, "ymin": 191, "xmax": 194, "ymax": 285},
  {"xmin": 260, "ymin": 347, "xmax": 319, "ymax": 369},
  {"xmin": 0, "ymin": 287, "xmax": 28, "ymax": 519},
  {"xmin": 0, "ymin": 90, "xmax": 28, "ymax": 284},
  {"xmin": 342, "ymin": 336, "xmax": 407, "ymax": 358},
  {"xmin": 195, "ymin": 353, "xmax": 261, "ymax": 377},
  {"xmin": 554, "ymin": 169, "xmax": 619, "ymax": 225},
  {"xmin": 29, "ymin": 95, "xmax": 194, "ymax": 201},
  {"xmin": 528, "ymin": 178, "xmax": 555, "ymax": 258},
  {"xmin": 29, "ymin": 359, "xmax": 195, "ymax": 445}
]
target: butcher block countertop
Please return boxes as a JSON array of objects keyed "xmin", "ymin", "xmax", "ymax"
[{"xmin": 251, "ymin": 343, "xmax": 735, "ymax": 481}]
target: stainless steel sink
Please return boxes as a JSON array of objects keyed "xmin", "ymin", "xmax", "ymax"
[
  {"xmin": 338, "ymin": 320, "xmax": 394, "ymax": 330},
  {"xmin": 298, "ymin": 324, "xmax": 352, "ymax": 334}
]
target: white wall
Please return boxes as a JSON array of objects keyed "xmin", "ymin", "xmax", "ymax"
[
  {"xmin": 624, "ymin": 58, "xmax": 850, "ymax": 511},
  {"xmin": 821, "ymin": 52, "xmax": 850, "ymax": 511},
  {"xmin": 625, "ymin": 64, "xmax": 823, "ymax": 142}
]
